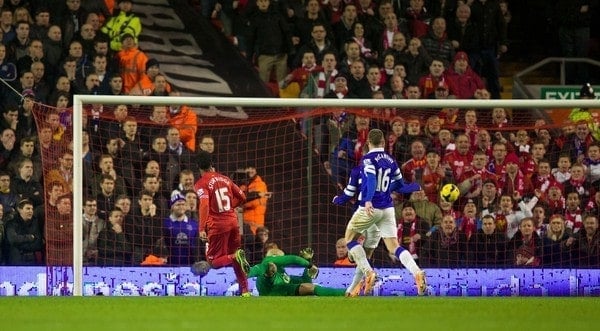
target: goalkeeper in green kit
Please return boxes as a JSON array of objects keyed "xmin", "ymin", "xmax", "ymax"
[{"xmin": 248, "ymin": 247, "xmax": 346, "ymax": 296}]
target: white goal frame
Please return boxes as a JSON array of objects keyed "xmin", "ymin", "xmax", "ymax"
[{"xmin": 72, "ymin": 95, "xmax": 599, "ymax": 296}]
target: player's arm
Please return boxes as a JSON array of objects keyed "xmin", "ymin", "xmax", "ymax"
[
  {"xmin": 390, "ymin": 166, "xmax": 421, "ymax": 194},
  {"xmin": 248, "ymin": 261, "xmax": 268, "ymax": 278},
  {"xmin": 266, "ymin": 255, "xmax": 311, "ymax": 269},
  {"xmin": 198, "ymin": 194, "xmax": 210, "ymax": 232},
  {"xmin": 230, "ymin": 182, "xmax": 247, "ymax": 209},
  {"xmin": 332, "ymin": 166, "xmax": 361, "ymax": 205}
]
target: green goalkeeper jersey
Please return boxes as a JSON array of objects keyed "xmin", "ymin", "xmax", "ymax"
[{"xmin": 248, "ymin": 255, "xmax": 312, "ymax": 296}]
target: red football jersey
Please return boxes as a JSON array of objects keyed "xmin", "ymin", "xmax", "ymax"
[{"xmin": 195, "ymin": 172, "xmax": 246, "ymax": 235}]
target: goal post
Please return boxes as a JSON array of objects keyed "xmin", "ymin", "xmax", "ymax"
[{"xmin": 65, "ymin": 95, "xmax": 598, "ymax": 296}]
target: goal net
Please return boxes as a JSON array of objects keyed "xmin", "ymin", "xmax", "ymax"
[{"xmin": 24, "ymin": 95, "xmax": 600, "ymax": 295}]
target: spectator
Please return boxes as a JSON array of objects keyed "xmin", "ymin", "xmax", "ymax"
[
  {"xmin": 115, "ymin": 194, "xmax": 133, "ymax": 231},
  {"xmin": 119, "ymin": 116, "xmax": 146, "ymax": 194},
  {"xmin": 332, "ymin": 4, "xmax": 358, "ymax": 51},
  {"xmin": 4, "ymin": 198, "xmax": 43, "ymax": 265},
  {"xmin": 568, "ymin": 213, "xmax": 600, "ymax": 267},
  {"xmin": 469, "ymin": 0, "xmax": 507, "ymax": 99},
  {"xmin": 164, "ymin": 126, "xmax": 196, "ymax": 190},
  {"xmin": 447, "ymin": 4, "xmax": 481, "ymax": 62},
  {"xmin": 183, "ymin": 189, "xmax": 199, "ymax": 222},
  {"xmin": 292, "ymin": 0, "xmax": 333, "ymax": 50},
  {"xmin": 323, "ymin": 0, "xmax": 344, "ymax": 25},
  {"xmin": 101, "ymin": 73, "xmax": 125, "ymax": 96},
  {"xmin": 487, "ymin": 141, "xmax": 508, "ymax": 177},
  {"xmin": 89, "ymin": 54, "xmax": 110, "ymax": 88},
  {"xmin": 294, "ymin": 23, "xmax": 337, "ymax": 69},
  {"xmin": 82, "ymin": 196, "xmax": 105, "ymax": 265},
  {"xmin": 447, "ymin": 51, "xmax": 484, "ymax": 99},
  {"xmin": 163, "ymin": 193, "xmax": 200, "ymax": 265},
  {"xmin": 422, "ymin": 214, "xmax": 470, "ymax": 267},
  {"xmin": 346, "ymin": 58, "xmax": 370, "ymax": 98},
  {"xmin": 384, "ymin": 74, "xmax": 406, "ymax": 99},
  {"xmin": 101, "ymin": 0, "xmax": 142, "ymax": 51},
  {"xmin": 421, "ymin": 17, "xmax": 455, "ymax": 66},
  {"xmin": 554, "ymin": 0, "xmax": 591, "ymax": 83},
  {"xmin": 396, "ymin": 201, "xmax": 430, "ymax": 263},
  {"xmin": 403, "ymin": 0, "xmax": 431, "ymax": 39},
  {"xmin": 115, "ymin": 33, "xmax": 148, "ymax": 94},
  {"xmin": 420, "ymin": 148, "xmax": 446, "ymax": 203},
  {"xmin": 280, "ymin": 50, "xmax": 321, "ymax": 94},
  {"xmin": 458, "ymin": 150, "xmax": 497, "ymax": 201},
  {"xmin": 352, "ymin": 21, "xmax": 377, "ymax": 60},
  {"xmin": 481, "ymin": 193, "xmax": 532, "ymax": 239},
  {"xmin": 387, "ymin": 116, "xmax": 408, "ymax": 162},
  {"xmin": 96, "ymin": 104, "xmax": 128, "ymax": 146},
  {"xmin": 418, "ymin": 58, "xmax": 455, "ymax": 99},
  {"xmin": 333, "ymin": 237, "xmax": 354, "ymax": 266},
  {"xmin": 42, "ymin": 25, "xmax": 63, "ymax": 72},
  {"xmin": 144, "ymin": 136, "xmax": 170, "ymax": 182},
  {"xmin": 244, "ymin": 225, "xmax": 270, "ymax": 265},
  {"xmin": 129, "ymin": 58, "xmax": 172, "ymax": 96},
  {"xmin": 171, "ymin": 169, "xmax": 195, "ymax": 198},
  {"xmin": 302, "ymin": 51, "xmax": 338, "ymax": 99},
  {"xmin": 7, "ymin": 20, "xmax": 31, "ymax": 63},
  {"xmin": 463, "ymin": 119, "xmax": 482, "ymax": 150},
  {"xmin": 75, "ymin": 23, "xmax": 96, "ymax": 58},
  {"xmin": 240, "ymin": 166, "xmax": 272, "ymax": 235},
  {"xmin": 45, "ymin": 151, "xmax": 74, "ymax": 193},
  {"xmin": 94, "ymin": 173, "xmax": 119, "ymax": 220},
  {"xmin": 128, "ymin": 189, "xmax": 163, "ymax": 264},
  {"xmin": 90, "ymin": 154, "xmax": 127, "ymax": 198},
  {"xmin": 401, "ymin": 139, "xmax": 427, "ymax": 183},
  {"xmin": 167, "ymin": 91, "xmax": 198, "ymax": 151},
  {"xmin": 45, "ymin": 194, "xmax": 74, "ymax": 265},
  {"xmin": 97, "ymin": 208, "xmax": 133, "ymax": 266},
  {"xmin": 401, "ymin": 188, "xmax": 443, "ymax": 230},
  {"xmin": 10, "ymin": 158, "xmax": 43, "ymax": 207},
  {"xmin": 563, "ymin": 164, "xmax": 592, "ymax": 211},
  {"xmin": 457, "ymin": 199, "xmax": 480, "ymax": 241},
  {"xmin": 507, "ymin": 217, "xmax": 542, "ymax": 267},
  {"xmin": 542, "ymin": 214, "xmax": 571, "ymax": 267},
  {"xmin": 443, "ymin": 133, "xmax": 473, "ymax": 180},
  {"xmin": 0, "ymin": 171, "xmax": 18, "ymax": 215},
  {"xmin": 139, "ymin": 174, "xmax": 169, "ymax": 217},
  {"xmin": 563, "ymin": 191, "xmax": 584, "ymax": 234},
  {"xmin": 471, "ymin": 214, "xmax": 506, "ymax": 266},
  {"xmin": 7, "ymin": 136, "xmax": 42, "ymax": 182},
  {"xmin": 30, "ymin": 7, "xmax": 51, "ymax": 41},
  {"xmin": 245, "ymin": 0, "xmax": 293, "ymax": 85}
]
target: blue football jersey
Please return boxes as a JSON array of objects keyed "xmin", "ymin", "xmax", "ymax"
[{"xmin": 359, "ymin": 147, "xmax": 403, "ymax": 209}]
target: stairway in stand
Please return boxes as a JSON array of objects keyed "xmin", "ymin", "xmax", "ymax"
[{"xmin": 499, "ymin": 59, "xmax": 560, "ymax": 99}]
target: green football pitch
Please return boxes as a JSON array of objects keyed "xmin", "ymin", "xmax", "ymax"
[{"xmin": 2, "ymin": 297, "xmax": 598, "ymax": 331}]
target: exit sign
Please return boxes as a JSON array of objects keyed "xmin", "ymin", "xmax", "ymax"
[{"xmin": 541, "ymin": 86, "xmax": 599, "ymax": 99}]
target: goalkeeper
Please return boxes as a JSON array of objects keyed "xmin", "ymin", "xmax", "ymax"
[{"xmin": 247, "ymin": 248, "xmax": 346, "ymax": 296}]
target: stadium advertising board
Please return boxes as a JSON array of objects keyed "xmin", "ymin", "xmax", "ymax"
[{"xmin": 1, "ymin": 267, "xmax": 598, "ymax": 297}]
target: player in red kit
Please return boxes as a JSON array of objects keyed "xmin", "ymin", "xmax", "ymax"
[{"xmin": 194, "ymin": 151, "xmax": 251, "ymax": 296}]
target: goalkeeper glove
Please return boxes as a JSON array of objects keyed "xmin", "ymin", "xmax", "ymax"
[
  {"xmin": 299, "ymin": 247, "xmax": 314, "ymax": 261},
  {"xmin": 307, "ymin": 265, "xmax": 319, "ymax": 279}
]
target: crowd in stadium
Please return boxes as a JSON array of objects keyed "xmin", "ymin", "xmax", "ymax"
[{"xmin": 0, "ymin": 0, "xmax": 598, "ymax": 268}]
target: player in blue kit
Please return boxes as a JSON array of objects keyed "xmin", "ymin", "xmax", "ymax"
[{"xmin": 343, "ymin": 129, "xmax": 427, "ymax": 296}]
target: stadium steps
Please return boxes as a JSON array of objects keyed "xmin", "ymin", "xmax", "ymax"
[{"xmin": 499, "ymin": 60, "xmax": 559, "ymax": 99}]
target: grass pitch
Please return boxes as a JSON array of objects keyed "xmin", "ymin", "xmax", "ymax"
[{"xmin": 2, "ymin": 297, "xmax": 598, "ymax": 331}]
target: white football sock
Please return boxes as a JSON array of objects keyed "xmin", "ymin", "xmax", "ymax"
[
  {"xmin": 349, "ymin": 245, "xmax": 372, "ymax": 274},
  {"xmin": 346, "ymin": 268, "xmax": 364, "ymax": 294},
  {"xmin": 399, "ymin": 250, "xmax": 421, "ymax": 276}
]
